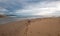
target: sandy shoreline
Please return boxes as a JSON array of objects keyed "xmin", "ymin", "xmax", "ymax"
[{"xmin": 0, "ymin": 17, "xmax": 60, "ymax": 36}]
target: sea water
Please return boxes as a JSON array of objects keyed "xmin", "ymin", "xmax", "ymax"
[
  {"xmin": 0, "ymin": 16, "xmax": 43, "ymax": 24},
  {"xmin": 0, "ymin": 15, "xmax": 59, "ymax": 24}
]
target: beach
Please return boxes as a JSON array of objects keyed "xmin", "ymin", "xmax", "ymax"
[{"xmin": 0, "ymin": 17, "xmax": 60, "ymax": 36}]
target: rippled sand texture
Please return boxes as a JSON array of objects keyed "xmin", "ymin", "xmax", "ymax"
[{"xmin": 0, "ymin": 17, "xmax": 60, "ymax": 36}]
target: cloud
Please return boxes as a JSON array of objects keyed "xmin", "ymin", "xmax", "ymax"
[
  {"xmin": 15, "ymin": 1, "xmax": 60, "ymax": 16},
  {"xmin": 0, "ymin": 7, "xmax": 8, "ymax": 15},
  {"xmin": 0, "ymin": 0, "xmax": 60, "ymax": 16}
]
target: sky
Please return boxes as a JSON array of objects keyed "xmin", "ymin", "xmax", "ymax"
[{"xmin": 0, "ymin": 0, "xmax": 60, "ymax": 16}]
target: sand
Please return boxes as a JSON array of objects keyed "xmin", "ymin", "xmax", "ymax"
[
  {"xmin": 0, "ymin": 17, "xmax": 60, "ymax": 36},
  {"xmin": 0, "ymin": 15, "xmax": 7, "ymax": 18}
]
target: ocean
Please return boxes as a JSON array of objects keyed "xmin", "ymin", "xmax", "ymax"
[
  {"xmin": 0, "ymin": 15, "xmax": 59, "ymax": 24},
  {"xmin": 0, "ymin": 16, "xmax": 42, "ymax": 24}
]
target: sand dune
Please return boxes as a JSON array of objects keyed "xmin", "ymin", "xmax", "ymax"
[
  {"xmin": 0, "ymin": 15, "xmax": 7, "ymax": 18},
  {"xmin": 0, "ymin": 17, "xmax": 60, "ymax": 36}
]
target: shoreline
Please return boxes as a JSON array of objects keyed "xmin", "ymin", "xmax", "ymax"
[
  {"xmin": 0, "ymin": 17, "xmax": 60, "ymax": 36},
  {"xmin": 0, "ymin": 17, "xmax": 60, "ymax": 24}
]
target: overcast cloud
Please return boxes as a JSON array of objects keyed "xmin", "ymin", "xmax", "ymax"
[{"xmin": 0, "ymin": 0, "xmax": 60, "ymax": 16}]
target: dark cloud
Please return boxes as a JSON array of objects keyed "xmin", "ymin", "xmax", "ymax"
[{"xmin": 0, "ymin": 0, "xmax": 59, "ymax": 12}]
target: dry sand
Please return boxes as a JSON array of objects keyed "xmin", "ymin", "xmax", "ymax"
[{"xmin": 0, "ymin": 17, "xmax": 60, "ymax": 36}]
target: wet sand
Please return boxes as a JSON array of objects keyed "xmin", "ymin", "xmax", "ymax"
[{"xmin": 0, "ymin": 17, "xmax": 60, "ymax": 36}]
